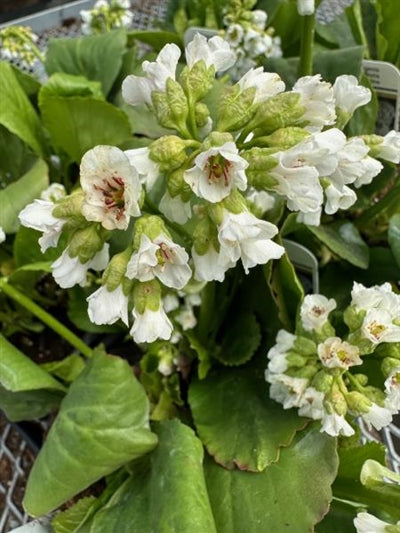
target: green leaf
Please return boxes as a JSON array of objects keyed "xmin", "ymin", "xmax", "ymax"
[
  {"xmin": 374, "ymin": 0, "xmax": 400, "ymax": 65},
  {"xmin": 89, "ymin": 419, "xmax": 217, "ymax": 533},
  {"xmin": 215, "ymin": 312, "xmax": 261, "ymax": 366},
  {"xmin": 127, "ymin": 30, "xmax": 183, "ymax": 50},
  {"xmin": 38, "ymin": 93, "xmax": 131, "ymax": 163},
  {"xmin": 313, "ymin": 46, "xmax": 365, "ymax": 84},
  {"xmin": 13, "ymin": 226, "xmax": 63, "ymax": 267},
  {"xmin": 42, "ymin": 72, "xmax": 104, "ymax": 99},
  {"xmin": 315, "ymin": 498, "xmax": 359, "ymax": 533},
  {"xmin": 0, "ymin": 125, "xmax": 37, "ymax": 185},
  {"xmin": 41, "ymin": 353, "xmax": 86, "ymax": 383},
  {"xmin": 308, "ymin": 221, "xmax": 369, "ymax": 269},
  {"xmin": 45, "ymin": 30, "xmax": 128, "ymax": 96},
  {"xmin": 24, "ymin": 352, "xmax": 158, "ymax": 516},
  {"xmin": 189, "ymin": 366, "xmax": 306, "ymax": 472},
  {"xmin": 52, "ymin": 496, "xmax": 97, "ymax": 533},
  {"xmin": 0, "ymin": 61, "xmax": 47, "ymax": 157},
  {"xmin": 388, "ymin": 214, "xmax": 400, "ymax": 268},
  {"xmin": 0, "ymin": 334, "xmax": 65, "ymax": 421},
  {"xmin": 0, "ymin": 159, "xmax": 49, "ymax": 233},
  {"xmin": 185, "ymin": 330, "xmax": 212, "ymax": 379},
  {"xmin": 204, "ymin": 424, "xmax": 338, "ymax": 533}
]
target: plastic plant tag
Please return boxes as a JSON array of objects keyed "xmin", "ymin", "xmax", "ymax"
[{"xmin": 283, "ymin": 239, "xmax": 319, "ymax": 294}]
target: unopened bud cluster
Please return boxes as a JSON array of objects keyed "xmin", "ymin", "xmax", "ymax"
[
  {"xmin": 265, "ymin": 282, "xmax": 400, "ymax": 437},
  {"xmin": 80, "ymin": 0, "xmax": 133, "ymax": 34},
  {"xmin": 0, "ymin": 25, "xmax": 40, "ymax": 67}
]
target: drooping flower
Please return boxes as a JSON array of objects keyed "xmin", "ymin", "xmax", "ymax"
[
  {"xmin": 324, "ymin": 183, "xmax": 357, "ymax": 215},
  {"xmin": 376, "ymin": 130, "xmax": 400, "ymax": 164},
  {"xmin": 237, "ymin": 67, "xmax": 285, "ymax": 104},
  {"xmin": 122, "ymin": 43, "xmax": 181, "ymax": 106},
  {"xmin": 87, "ymin": 284, "xmax": 129, "ymax": 326},
  {"xmin": 333, "ymin": 75, "xmax": 371, "ymax": 114},
  {"xmin": 384, "ymin": 368, "xmax": 400, "ymax": 414},
  {"xmin": 320, "ymin": 411, "xmax": 354, "ymax": 437},
  {"xmin": 18, "ymin": 199, "xmax": 66, "ymax": 253},
  {"xmin": 361, "ymin": 402, "xmax": 393, "ymax": 431},
  {"xmin": 217, "ymin": 210, "xmax": 284, "ymax": 274},
  {"xmin": 292, "ymin": 74, "xmax": 336, "ymax": 132},
  {"xmin": 268, "ymin": 373, "xmax": 309, "ymax": 409},
  {"xmin": 184, "ymin": 142, "xmax": 248, "ymax": 203},
  {"xmin": 130, "ymin": 305, "xmax": 173, "ymax": 343},
  {"xmin": 126, "ymin": 233, "xmax": 192, "ymax": 290},
  {"xmin": 192, "ymin": 243, "xmax": 234, "ymax": 282},
  {"xmin": 185, "ymin": 33, "xmax": 236, "ymax": 72},
  {"xmin": 300, "ymin": 294, "xmax": 336, "ymax": 332},
  {"xmin": 317, "ymin": 337, "xmax": 362, "ymax": 369},
  {"xmin": 51, "ymin": 244, "xmax": 109, "ymax": 289},
  {"xmin": 354, "ymin": 512, "xmax": 399, "ymax": 533},
  {"xmin": 80, "ymin": 145, "xmax": 141, "ymax": 230}
]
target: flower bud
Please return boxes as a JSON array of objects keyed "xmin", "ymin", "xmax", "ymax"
[
  {"xmin": 256, "ymin": 127, "xmax": 310, "ymax": 149},
  {"xmin": 195, "ymin": 102, "xmax": 210, "ymax": 127},
  {"xmin": 293, "ymin": 336, "xmax": 317, "ymax": 356},
  {"xmin": 133, "ymin": 279, "xmax": 162, "ymax": 314},
  {"xmin": 68, "ymin": 224, "xmax": 105, "ymax": 263},
  {"xmin": 149, "ymin": 136, "xmax": 188, "ymax": 171},
  {"xmin": 311, "ymin": 370, "xmax": 334, "ymax": 393},
  {"xmin": 179, "ymin": 62, "xmax": 214, "ymax": 101},
  {"xmin": 246, "ymin": 92, "xmax": 304, "ymax": 134},
  {"xmin": 167, "ymin": 167, "xmax": 192, "ymax": 201},
  {"xmin": 343, "ymin": 305, "xmax": 365, "ymax": 331},
  {"xmin": 52, "ymin": 190, "xmax": 85, "ymax": 220},
  {"xmin": 192, "ymin": 217, "xmax": 218, "ymax": 255},
  {"xmin": 202, "ymin": 131, "xmax": 234, "ymax": 150},
  {"xmin": 220, "ymin": 189, "xmax": 247, "ymax": 214},
  {"xmin": 217, "ymin": 84, "xmax": 257, "ymax": 132},
  {"xmin": 382, "ymin": 357, "xmax": 400, "ymax": 377},
  {"xmin": 345, "ymin": 390, "xmax": 371, "ymax": 413},
  {"xmin": 242, "ymin": 147, "xmax": 279, "ymax": 190},
  {"xmin": 133, "ymin": 215, "xmax": 167, "ymax": 249},
  {"xmin": 102, "ymin": 247, "xmax": 132, "ymax": 292},
  {"xmin": 328, "ymin": 382, "xmax": 347, "ymax": 416}
]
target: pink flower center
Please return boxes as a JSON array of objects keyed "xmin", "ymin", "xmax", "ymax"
[
  {"xmin": 95, "ymin": 175, "xmax": 126, "ymax": 220},
  {"xmin": 205, "ymin": 155, "xmax": 232, "ymax": 186}
]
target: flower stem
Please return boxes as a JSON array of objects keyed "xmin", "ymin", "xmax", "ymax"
[
  {"xmin": 0, "ymin": 278, "xmax": 93, "ymax": 358},
  {"xmin": 298, "ymin": 13, "xmax": 315, "ymax": 77}
]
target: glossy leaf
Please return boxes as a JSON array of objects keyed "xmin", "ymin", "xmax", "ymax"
[
  {"xmin": 204, "ymin": 424, "xmax": 338, "ymax": 533},
  {"xmin": 189, "ymin": 366, "xmax": 306, "ymax": 472},
  {"xmin": 313, "ymin": 46, "xmax": 365, "ymax": 84},
  {"xmin": 0, "ymin": 62, "xmax": 47, "ymax": 157},
  {"xmin": 89, "ymin": 419, "xmax": 217, "ymax": 533},
  {"xmin": 38, "ymin": 94, "xmax": 131, "ymax": 163},
  {"xmin": 0, "ymin": 125, "xmax": 37, "ymax": 185},
  {"xmin": 127, "ymin": 30, "xmax": 183, "ymax": 50},
  {"xmin": 0, "ymin": 159, "xmax": 49, "ymax": 233},
  {"xmin": 315, "ymin": 498, "xmax": 359, "ymax": 533},
  {"xmin": 308, "ymin": 221, "xmax": 369, "ymax": 269},
  {"xmin": 374, "ymin": 0, "xmax": 400, "ymax": 65},
  {"xmin": 24, "ymin": 352, "xmax": 158, "ymax": 516},
  {"xmin": 215, "ymin": 312, "xmax": 261, "ymax": 366},
  {"xmin": 388, "ymin": 214, "xmax": 400, "ymax": 268},
  {"xmin": 45, "ymin": 30, "xmax": 127, "ymax": 96}
]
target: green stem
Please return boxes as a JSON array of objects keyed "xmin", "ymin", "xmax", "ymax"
[
  {"xmin": 345, "ymin": 371, "xmax": 364, "ymax": 393},
  {"xmin": 0, "ymin": 279, "xmax": 93, "ymax": 358},
  {"xmin": 298, "ymin": 13, "xmax": 315, "ymax": 77},
  {"xmin": 196, "ymin": 281, "xmax": 216, "ymax": 343}
]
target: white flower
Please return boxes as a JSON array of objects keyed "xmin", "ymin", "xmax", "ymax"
[
  {"xmin": 376, "ymin": 130, "xmax": 400, "ymax": 164},
  {"xmin": 361, "ymin": 309, "xmax": 400, "ymax": 345},
  {"xmin": 297, "ymin": 0, "xmax": 315, "ymax": 15},
  {"xmin": 52, "ymin": 244, "xmax": 109, "ymax": 289},
  {"xmin": 237, "ymin": 67, "xmax": 285, "ymax": 104},
  {"xmin": 243, "ymin": 28, "xmax": 269, "ymax": 56},
  {"xmin": 292, "ymin": 74, "xmax": 336, "ymax": 132},
  {"xmin": 246, "ymin": 188, "xmax": 275, "ymax": 215},
  {"xmin": 251, "ymin": 10, "xmax": 268, "ymax": 30},
  {"xmin": 321, "ymin": 412, "xmax": 354, "ymax": 436},
  {"xmin": 267, "ymin": 330, "xmax": 296, "ymax": 374},
  {"xmin": 268, "ymin": 374, "xmax": 309, "ymax": 409},
  {"xmin": 324, "ymin": 183, "xmax": 357, "ymax": 214},
  {"xmin": 185, "ymin": 33, "xmax": 236, "ymax": 72},
  {"xmin": 351, "ymin": 281, "xmax": 398, "ymax": 312},
  {"xmin": 218, "ymin": 210, "xmax": 284, "ymax": 274},
  {"xmin": 122, "ymin": 43, "xmax": 181, "ymax": 106},
  {"xmin": 40, "ymin": 183, "xmax": 66, "ymax": 202},
  {"xmin": 87, "ymin": 284, "xmax": 129, "ymax": 326},
  {"xmin": 183, "ymin": 142, "xmax": 248, "ymax": 203},
  {"xmin": 126, "ymin": 233, "xmax": 192, "ymax": 290},
  {"xmin": 192, "ymin": 244, "xmax": 234, "ymax": 282},
  {"xmin": 317, "ymin": 337, "xmax": 362, "ymax": 369},
  {"xmin": 362, "ymin": 402, "xmax": 393, "ymax": 431},
  {"xmin": 176, "ymin": 306, "xmax": 197, "ymax": 330},
  {"xmin": 384, "ymin": 368, "xmax": 400, "ymax": 414},
  {"xmin": 333, "ymin": 75, "xmax": 371, "ymax": 114},
  {"xmin": 80, "ymin": 145, "xmax": 141, "ymax": 230},
  {"xmin": 18, "ymin": 199, "xmax": 65, "ymax": 253},
  {"xmin": 124, "ymin": 147, "xmax": 160, "ymax": 191},
  {"xmin": 225, "ymin": 24, "xmax": 244, "ymax": 47},
  {"xmin": 130, "ymin": 305, "xmax": 173, "ymax": 343},
  {"xmin": 0, "ymin": 227, "xmax": 5, "ymax": 244},
  {"xmin": 354, "ymin": 512, "xmax": 396, "ymax": 533},
  {"xmin": 163, "ymin": 293, "xmax": 180, "ymax": 313},
  {"xmin": 159, "ymin": 191, "xmax": 191, "ymax": 224},
  {"xmin": 300, "ymin": 294, "xmax": 336, "ymax": 331},
  {"xmin": 298, "ymin": 387, "xmax": 325, "ymax": 420}
]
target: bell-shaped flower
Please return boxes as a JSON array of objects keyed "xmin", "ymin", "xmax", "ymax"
[
  {"xmin": 185, "ymin": 33, "xmax": 236, "ymax": 72},
  {"xmin": 376, "ymin": 130, "xmax": 400, "ymax": 164},
  {"xmin": 80, "ymin": 145, "xmax": 141, "ymax": 231},
  {"xmin": 251, "ymin": 10, "xmax": 268, "ymax": 30},
  {"xmin": 87, "ymin": 284, "xmax": 129, "ymax": 326},
  {"xmin": 268, "ymin": 374, "xmax": 309, "ymax": 409},
  {"xmin": 192, "ymin": 243, "xmax": 234, "ymax": 282},
  {"xmin": 19, "ymin": 199, "xmax": 66, "ymax": 253},
  {"xmin": 184, "ymin": 142, "xmax": 248, "ymax": 203},
  {"xmin": 354, "ymin": 512, "xmax": 397, "ymax": 533},
  {"xmin": 324, "ymin": 183, "xmax": 357, "ymax": 214},
  {"xmin": 292, "ymin": 74, "xmax": 336, "ymax": 132},
  {"xmin": 126, "ymin": 233, "xmax": 192, "ymax": 290},
  {"xmin": 333, "ymin": 75, "xmax": 371, "ymax": 114},
  {"xmin": 320, "ymin": 411, "xmax": 354, "ymax": 437},
  {"xmin": 52, "ymin": 243, "xmax": 109, "ymax": 289},
  {"xmin": 237, "ymin": 67, "xmax": 285, "ymax": 104},
  {"xmin": 317, "ymin": 337, "xmax": 362, "ymax": 369},
  {"xmin": 300, "ymin": 294, "xmax": 337, "ymax": 332},
  {"xmin": 130, "ymin": 304, "xmax": 173, "ymax": 343},
  {"xmin": 361, "ymin": 402, "xmax": 393, "ymax": 431},
  {"xmin": 122, "ymin": 43, "xmax": 181, "ymax": 106},
  {"xmin": 124, "ymin": 147, "xmax": 160, "ymax": 191},
  {"xmin": 217, "ymin": 210, "xmax": 285, "ymax": 274}
]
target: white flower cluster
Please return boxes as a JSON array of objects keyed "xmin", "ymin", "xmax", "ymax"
[
  {"xmin": 80, "ymin": 0, "xmax": 133, "ymax": 35},
  {"xmin": 222, "ymin": 2, "xmax": 282, "ymax": 80},
  {"xmin": 18, "ymin": 34, "xmax": 398, "ymax": 347},
  {"xmin": 0, "ymin": 25, "xmax": 40, "ymax": 68},
  {"xmin": 265, "ymin": 283, "xmax": 400, "ymax": 437}
]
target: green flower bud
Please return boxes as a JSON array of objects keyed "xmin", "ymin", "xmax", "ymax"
[
  {"xmin": 217, "ymin": 85, "xmax": 257, "ymax": 132},
  {"xmin": 343, "ymin": 305, "xmax": 365, "ymax": 332},
  {"xmin": 241, "ymin": 147, "xmax": 279, "ymax": 190},
  {"xmin": 311, "ymin": 370, "xmax": 334, "ymax": 393},
  {"xmin": 166, "ymin": 77, "xmax": 189, "ymax": 127},
  {"xmin": 352, "ymin": 373, "xmax": 369, "ymax": 386},
  {"xmin": 149, "ymin": 136, "xmax": 188, "ymax": 172},
  {"xmin": 133, "ymin": 215, "xmax": 167, "ymax": 249},
  {"xmin": 293, "ymin": 364, "xmax": 318, "ymax": 380},
  {"xmin": 328, "ymin": 382, "xmax": 347, "ymax": 416},
  {"xmin": 256, "ymin": 127, "xmax": 310, "ymax": 149},
  {"xmin": 192, "ymin": 216, "xmax": 218, "ymax": 255},
  {"xmin": 179, "ymin": 61, "xmax": 214, "ymax": 101},
  {"xmin": 152, "ymin": 91, "xmax": 176, "ymax": 130},
  {"xmin": 133, "ymin": 279, "xmax": 161, "ymax": 314},
  {"xmin": 202, "ymin": 131, "xmax": 234, "ymax": 150},
  {"xmin": 345, "ymin": 390, "xmax": 371, "ymax": 413},
  {"xmin": 52, "ymin": 190, "xmax": 85, "ymax": 219},
  {"xmin": 382, "ymin": 357, "xmax": 400, "ymax": 377},
  {"xmin": 102, "ymin": 246, "xmax": 132, "ymax": 292},
  {"xmin": 293, "ymin": 336, "xmax": 317, "ymax": 356},
  {"xmin": 68, "ymin": 224, "xmax": 104, "ymax": 263},
  {"xmin": 207, "ymin": 203, "xmax": 225, "ymax": 226},
  {"xmin": 375, "ymin": 343, "xmax": 400, "ymax": 360},
  {"xmin": 220, "ymin": 190, "xmax": 247, "ymax": 214},
  {"xmin": 286, "ymin": 352, "xmax": 308, "ymax": 367},
  {"xmin": 195, "ymin": 102, "xmax": 210, "ymax": 127},
  {"xmin": 167, "ymin": 166, "xmax": 192, "ymax": 200},
  {"xmin": 246, "ymin": 92, "xmax": 305, "ymax": 134},
  {"xmin": 360, "ymin": 459, "xmax": 400, "ymax": 488},
  {"xmin": 360, "ymin": 134, "xmax": 384, "ymax": 158}
]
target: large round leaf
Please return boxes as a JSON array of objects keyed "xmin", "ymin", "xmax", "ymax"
[
  {"xmin": 24, "ymin": 352, "xmax": 158, "ymax": 516},
  {"xmin": 90, "ymin": 419, "xmax": 217, "ymax": 533},
  {"xmin": 204, "ymin": 424, "xmax": 338, "ymax": 533},
  {"xmin": 189, "ymin": 366, "xmax": 306, "ymax": 472}
]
